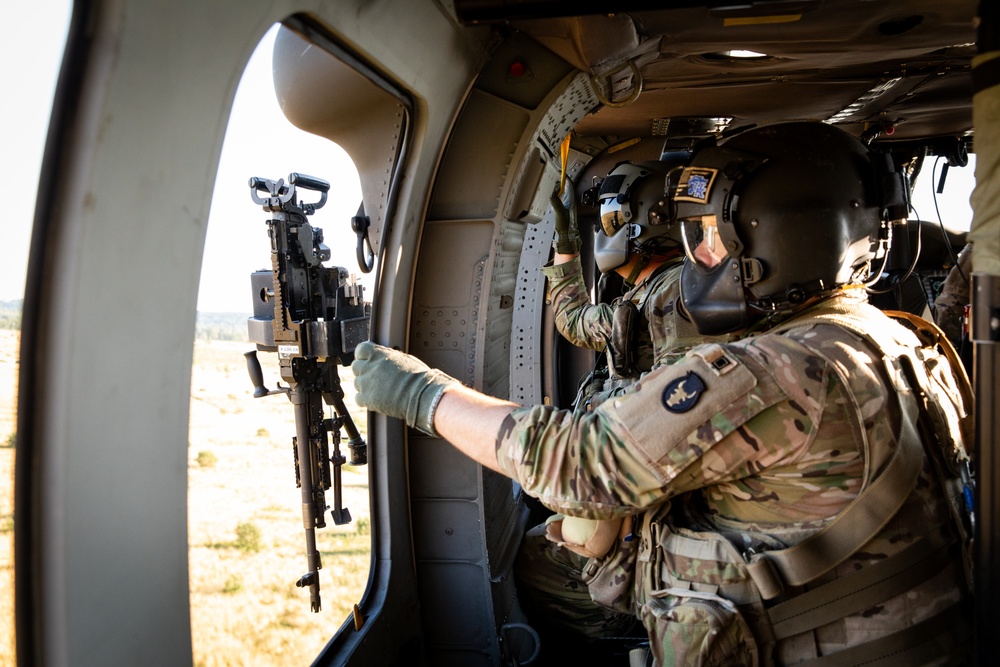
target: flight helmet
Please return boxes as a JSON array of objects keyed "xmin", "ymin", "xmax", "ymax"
[
  {"xmin": 675, "ymin": 121, "xmax": 906, "ymax": 335},
  {"xmin": 594, "ymin": 154, "xmax": 689, "ymax": 275}
]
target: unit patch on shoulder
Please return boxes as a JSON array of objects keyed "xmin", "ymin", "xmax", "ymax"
[{"xmin": 662, "ymin": 372, "xmax": 706, "ymax": 413}]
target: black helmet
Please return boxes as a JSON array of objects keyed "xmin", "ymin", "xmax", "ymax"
[
  {"xmin": 676, "ymin": 122, "xmax": 905, "ymax": 335},
  {"xmin": 594, "ymin": 154, "xmax": 689, "ymax": 274}
]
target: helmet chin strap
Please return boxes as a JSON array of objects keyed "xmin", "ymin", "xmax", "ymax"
[
  {"xmin": 621, "ymin": 237, "xmax": 685, "ymax": 287},
  {"xmin": 622, "ymin": 254, "xmax": 652, "ymax": 287}
]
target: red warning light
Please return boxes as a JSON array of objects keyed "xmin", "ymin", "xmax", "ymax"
[{"xmin": 509, "ymin": 60, "xmax": 527, "ymax": 78}]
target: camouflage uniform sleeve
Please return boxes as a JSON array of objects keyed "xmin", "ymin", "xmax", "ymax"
[
  {"xmin": 495, "ymin": 338, "xmax": 834, "ymax": 519},
  {"xmin": 933, "ymin": 242, "xmax": 972, "ymax": 343},
  {"xmin": 639, "ymin": 262, "xmax": 736, "ymax": 369},
  {"xmin": 541, "ymin": 256, "xmax": 613, "ymax": 351}
]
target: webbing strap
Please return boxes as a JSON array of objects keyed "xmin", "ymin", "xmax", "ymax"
[
  {"xmin": 745, "ymin": 395, "xmax": 923, "ymax": 598},
  {"xmin": 745, "ymin": 305, "xmax": 925, "ymax": 598},
  {"xmin": 797, "ymin": 601, "xmax": 971, "ymax": 667},
  {"xmin": 883, "ymin": 309, "xmax": 975, "ymax": 449},
  {"xmin": 768, "ymin": 529, "xmax": 955, "ymax": 639}
]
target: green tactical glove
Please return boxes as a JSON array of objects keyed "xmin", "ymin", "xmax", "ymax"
[
  {"xmin": 551, "ymin": 188, "xmax": 581, "ymax": 255},
  {"xmin": 351, "ymin": 341, "xmax": 460, "ymax": 436}
]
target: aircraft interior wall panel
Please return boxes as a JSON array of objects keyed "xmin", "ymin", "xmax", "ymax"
[
  {"xmin": 510, "ymin": 205, "xmax": 554, "ymax": 406},
  {"xmin": 26, "ymin": 1, "xmax": 281, "ymax": 663},
  {"xmin": 501, "ymin": 75, "xmax": 598, "ymax": 406},
  {"xmin": 482, "ymin": 468, "xmax": 529, "ymax": 580},
  {"xmin": 410, "ymin": 437, "xmax": 481, "ymax": 499},
  {"xmin": 271, "ymin": 25, "xmax": 407, "ymax": 254},
  {"xmin": 481, "ymin": 219, "xmax": 528, "ymax": 398},
  {"xmin": 410, "ymin": 221, "xmax": 492, "ymax": 382},
  {"xmin": 472, "ymin": 31, "xmax": 576, "ymax": 110},
  {"xmin": 412, "ymin": 498, "xmax": 487, "ymax": 561},
  {"xmin": 426, "ymin": 90, "xmax": 529, "ymax": 222},
  {"xmin": 416, "ymin": 560, "xmax": 496, "ymax": 664},
  {"xmin": 409, "ymin": 217, "xmax": 497, "ymax": 660}
]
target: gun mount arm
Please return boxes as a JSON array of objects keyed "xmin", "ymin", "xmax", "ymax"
[{"xmin": 243, "ymin": 172, "xmax": 370, "ymax": 613}]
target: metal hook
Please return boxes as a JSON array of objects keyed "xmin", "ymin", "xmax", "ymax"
[{"xmin": 352, "ymin": 213, "xmax": 375, "ymax": 273}]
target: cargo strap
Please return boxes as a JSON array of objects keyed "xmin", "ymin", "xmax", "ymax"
[
  {"xmin": 744, "ymin": 304, "xmax": 929, "ymax": 599},
  {"xmin": 768, "ymin": 528, "xmax": 956, "ymax": 639},
  {"xmin": 800, "ymin": 600, "xmax": 971, "ymax": 667},
  {"xmin": 744, "ymin": 402, "xmax": 923, "ymax": 599}
]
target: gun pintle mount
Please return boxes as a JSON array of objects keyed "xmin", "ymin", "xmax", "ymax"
[{"xmin": 243, "ymin": 172, "xmax": 369, "ymax": 613}]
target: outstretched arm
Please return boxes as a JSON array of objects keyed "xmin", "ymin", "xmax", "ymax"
[
  {"xmin": 351, "ymin": 341, "xmax": 515, "ymax": 473},
  {"xmin": 434, "ymin": 385, "xmax": 516, "ymax": 473}
]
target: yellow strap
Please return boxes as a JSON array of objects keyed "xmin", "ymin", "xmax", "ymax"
[
  {"xmin": 559, "ymin": 133, "xmax": 571, "ymax": 197},
  {"xmin": 884, "ymin": 309, "xmax": 975, "ymax": 451}
]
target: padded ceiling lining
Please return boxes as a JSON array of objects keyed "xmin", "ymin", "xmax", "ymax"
[{"xmin": 505, "ymin": 0, "xmax": 976, "ymax": 143}]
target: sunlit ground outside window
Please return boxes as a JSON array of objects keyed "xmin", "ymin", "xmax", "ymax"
[
  {"xmin": 1, "ymin": 1, "xmax": 73, "ymax": 663},
  {"xmin": 0, "ymin": 327, "xmax": 18, "ymax": 665},
  {"xmin": 187, "ymin": 25, "xmax": 372, "ymax": 667}
]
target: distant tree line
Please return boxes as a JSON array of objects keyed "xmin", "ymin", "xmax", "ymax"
[
  {"xmin": 1, "ymin": 302, "xmax": 247, "ymax": 341},
  {"xmin": 0, "ymin": 301, "xmax": 21, "ymax": 330},
  {"xmin": 195, "ymin": 312, "xmax": 250, "ymax": 342}
]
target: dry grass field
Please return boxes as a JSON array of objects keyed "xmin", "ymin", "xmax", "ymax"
[
  {"xmin": 1, "ymin": 330, "xmax": 17, "ymax": 665},
  {"xmin": 0, "ymin": 332, "xmax": 372, "ymax": 666}
]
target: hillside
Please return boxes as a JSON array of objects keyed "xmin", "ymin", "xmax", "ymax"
[{"xmin": 0, "ymin": 303, "xmax": 253, "ymax": 343}]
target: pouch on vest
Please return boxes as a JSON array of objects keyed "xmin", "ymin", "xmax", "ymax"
[
  {"xmin": 635, "ymin": 503, "xmax": 780, "ymax": 662},
  {"xmin": 581, "ymin": 515, "xmax": 640, "ymax": 614},
  {"xmin": 571, "ymin": 363, "xmax": 610, "ymax": 412},
  {"xmin": 608, "ymin": 299, "xmax": 639, "ymax": 379},
  {"xmin": 641, "ymin": 589, "xmax": 759, "ymax": 667}
]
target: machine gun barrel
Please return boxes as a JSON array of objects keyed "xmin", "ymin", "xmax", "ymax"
[
  {"xmin": 244, "ymin": 172, "xmax": 370, "ymax": 613},
  {"xmin": 291, "ymin": 384, "xmax": 326, "ymax": 612}
]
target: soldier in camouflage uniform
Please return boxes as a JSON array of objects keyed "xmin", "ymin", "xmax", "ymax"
[
  {"xmin": 933, "ymin": 241, "xmax": 973, "ymax": 346},
  {"xmin": 524, "ymin": 159, "xmax": 725, "ymax": 640},
  {"xmin": 352, "ymin": 122, "xmax": 973, "ymax": 665},
  {"xmin": 546, "ymin": 158, "xmax": 713, "ymax": 384}
]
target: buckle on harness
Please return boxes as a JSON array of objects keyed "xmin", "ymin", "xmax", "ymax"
[{"xmin": 744, "ymin": 548, "xmax": 785, "ymax": 601}]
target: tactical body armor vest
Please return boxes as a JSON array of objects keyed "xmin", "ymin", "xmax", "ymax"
[{"xmin": 592, "ymin": 301, "xmax": 973, "ymax": 666}]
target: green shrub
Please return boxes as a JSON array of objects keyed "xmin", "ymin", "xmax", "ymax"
[
  {"xmin": 355, "ymin": 516, "xmax": 371, "ymax": 536},
  {"xmin": 235, "ymin": 521, "xmax": 262, "ymax": 553},
  {"xmin": 222, "ymin": 574, "xmax": 243, "ymax": 594},
  {"xmin": 195, "ymin": 450, "xmax": 217, "ymax": 467}
]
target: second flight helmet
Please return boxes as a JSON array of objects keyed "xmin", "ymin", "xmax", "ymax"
[
  {"xmin": 594, "ymin": 154, "xmax": 689, "ymax": 277},
  {"xmin": 675, "ymin": 121, "xmax": 908, "ymax": 335}
]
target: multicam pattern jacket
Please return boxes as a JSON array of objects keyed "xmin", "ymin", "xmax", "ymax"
[
  {"xmin": 542, "ymin": 256, "xmax": 706, "ymax": 371},
  {"xmin": 497, "ymin": 293, "xmax": 970, "ymax": 664},
  {"xmin": 498, "ymin": 294, "xmax": 871, "ymax": 521}
]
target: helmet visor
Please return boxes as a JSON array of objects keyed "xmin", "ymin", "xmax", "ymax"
[
  {"xmin": 681, "ymin": 215, "xmax": 729, "ymax": 271},
  {"xmin": 599, "ymin": 198, "xmax": 627, "ymax": 237}
]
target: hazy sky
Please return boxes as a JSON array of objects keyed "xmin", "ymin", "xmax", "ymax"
[
  {"xmin": 3, "ymin": 1, "xmax": 71, "ymax": 305},
  {"xmin": 5, "ymin": 2, "xmax": 977, "ymax": 311},
  {"xmin": 3, "ymin": 2, "xmax": 364, "ymax": 314},
  {"xmin": 198, "ymin": 28, "xmax": 365, "ymax": 313}
]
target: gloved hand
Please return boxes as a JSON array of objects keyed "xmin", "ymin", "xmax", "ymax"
[
  {"xmin": 551, "ymin": 187, "xmax": 581, "ymax": 255},
  {"xmin": 351, "ymin": 341, "xmax": 460, "ymax": 436}
]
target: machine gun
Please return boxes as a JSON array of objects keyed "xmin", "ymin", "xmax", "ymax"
[{"xmin": 243, "ymin": 172, "xmax": 369, "ymax": 612}]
